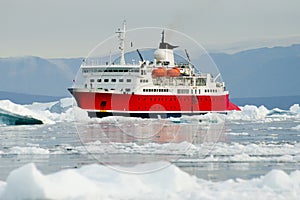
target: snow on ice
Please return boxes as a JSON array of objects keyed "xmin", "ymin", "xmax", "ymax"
[
  {"xmin": 0, "ymin": 162, "xmax": 300, "ymax": 200},
  {"xmin": 0, "ymin": 100, "xmax": 54, "ymax": 125}
]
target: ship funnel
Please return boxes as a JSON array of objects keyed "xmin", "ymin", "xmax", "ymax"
[
  {"xmin": 154, "ymin": 30, "xmax": 177, "ymax": 66},
  {"xmin": 159, "ymin": 30, "xmax": 178, "ymax": 49}
]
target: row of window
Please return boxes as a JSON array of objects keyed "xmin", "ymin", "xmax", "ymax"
[
  {"xmin": 177, "ymin": 89, "xmax": 189, "ymax": 94},
  {"xmin": 91, "ymin": 78, "xmax": 132, "ymax": 83},
  {"xmin": 135, "ymin": 97, "xmax": 221, "ymax": 102},
  {"xmin": 143, "ymin": 88, "xmax": 169, "ymax": 92},
  {"xmin": 205, "ymin": 89, "xmax": 218, "ymax": 93},
  {"xmin": 137, "ymin": 97, "xmax": 177, "ymax": 101},
  {"xmin": 83, "ymin": 68, "xmax": 139, "ymax": 73},
  {"xmin": 142, "ymin": 88, "xmax": 219, "ymax": 94},
  {"xmin": 181, "ymin": 89, "xmax": 219, "ymax": 94},
  {"xmin": 96, "ymin": 88, "xmax": 131, "ymax": 92},
  {"xmin": 140, "ymin": 79, "xmax": 149, "ymax": 83}
]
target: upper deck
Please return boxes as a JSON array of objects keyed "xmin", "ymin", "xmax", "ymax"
[{"xmin": 73, "ymin": 23, "xmax": 227, "ymax": 96}]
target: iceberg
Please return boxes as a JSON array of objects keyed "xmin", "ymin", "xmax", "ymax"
[{"xmin": 0, "ymin": 100, "xmax": 54, "ymax": 125}]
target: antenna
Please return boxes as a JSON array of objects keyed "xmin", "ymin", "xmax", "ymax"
[
  {"xmin": 161, "ymin": 30, "xmax": 165, "ymax": 43},
  {"xmin": 116, "ymin": 20, "xmax": 126, "ymax": 65}
]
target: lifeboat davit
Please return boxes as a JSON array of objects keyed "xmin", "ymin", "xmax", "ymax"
[
  {"xmin": 167, "ymin": 67, "xmax": 180, "ymax": 77},
  {"xmin": 152, "ymin": 67, "xmax": 167, "ymax": 77}
]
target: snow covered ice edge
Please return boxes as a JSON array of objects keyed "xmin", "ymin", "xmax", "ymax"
[{"xmin": 1, "ymin": 98, "xmax": 300, "ymax": 125}]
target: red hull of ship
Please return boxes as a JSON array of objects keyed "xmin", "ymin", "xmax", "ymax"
[{"xmin": 69, "ymin": 89, "xmax": 240, "ymax": 117}]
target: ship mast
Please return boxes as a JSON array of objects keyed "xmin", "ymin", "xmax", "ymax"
[{"xmin": 116, "ymin": 20, "xmax": 126, "ymax": 65}]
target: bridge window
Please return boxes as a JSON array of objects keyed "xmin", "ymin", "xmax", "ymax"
[
  {"xmin": 97, "ymin": 79, "xmax": 101, "ymax": 82},
  {"xmin": 104, "ymin": 79, "xmax": 109, "ymax": 82},
  {"xmin": 127, "ymin": 79, "xmax": 131, "ymax": 83},
  {"xmin": 111, "ymin": 79, "xmax": 116, "ymax": 82},
  {"xmin": 119, "ymin": 79, "xmax": 124, "ymax": 82}
]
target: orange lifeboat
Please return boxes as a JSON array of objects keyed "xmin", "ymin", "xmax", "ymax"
[
  {"xmin": 152, "ymin": 67, "xmax": 167, "ymax": 77},
  {"xmin": 167, "ymin": 67, "xmax": 180, "ymax": 77}
]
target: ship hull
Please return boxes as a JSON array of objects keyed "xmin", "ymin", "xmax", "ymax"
[{"xmin": 68, "ymin": 88, "xmax": 240, "ymax": 118}]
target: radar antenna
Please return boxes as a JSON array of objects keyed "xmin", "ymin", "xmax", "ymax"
[{"xmin": 116, "ymin": 20, "xmax": 126, "ymax": 65}]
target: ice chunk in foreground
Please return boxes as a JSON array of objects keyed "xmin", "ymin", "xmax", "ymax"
[
  {"xmin": 0, "ymin": 162, "xmax": 198, "ymax": 199},
  {"xmin": 1, "ymin": 163, "xmax": 300, "ymax": 199},
  {"xmin": 0, "ymin": 100, "xmax": 54, "ymax": 125}
]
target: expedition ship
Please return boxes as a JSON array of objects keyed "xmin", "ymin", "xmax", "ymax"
[{"xmin": 68, "ymin": 22, "xmax": 240, "ymax": 118}]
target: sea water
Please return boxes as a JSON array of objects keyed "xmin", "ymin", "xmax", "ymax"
[{"xmin": 0, "ymin": 99, "xmax": 300, "ymax": 199}]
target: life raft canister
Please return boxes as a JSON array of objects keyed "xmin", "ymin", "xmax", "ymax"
[
  {"xmin": 152, "ymin": 67, "xmax": 167, "ymax": 77},
  {"xmin": 167, "ymin": 67, "xmax": 180, "ymax": 77}
]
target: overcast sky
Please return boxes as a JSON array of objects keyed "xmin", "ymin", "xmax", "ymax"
[{"xmin": 1, "ymin": 0, "xmax": 300, "ymax": 58}]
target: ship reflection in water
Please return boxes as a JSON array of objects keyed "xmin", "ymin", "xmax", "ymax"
[{"xmin": 75, "ymin": 115, "xmax": 226, "ymax": 173}]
